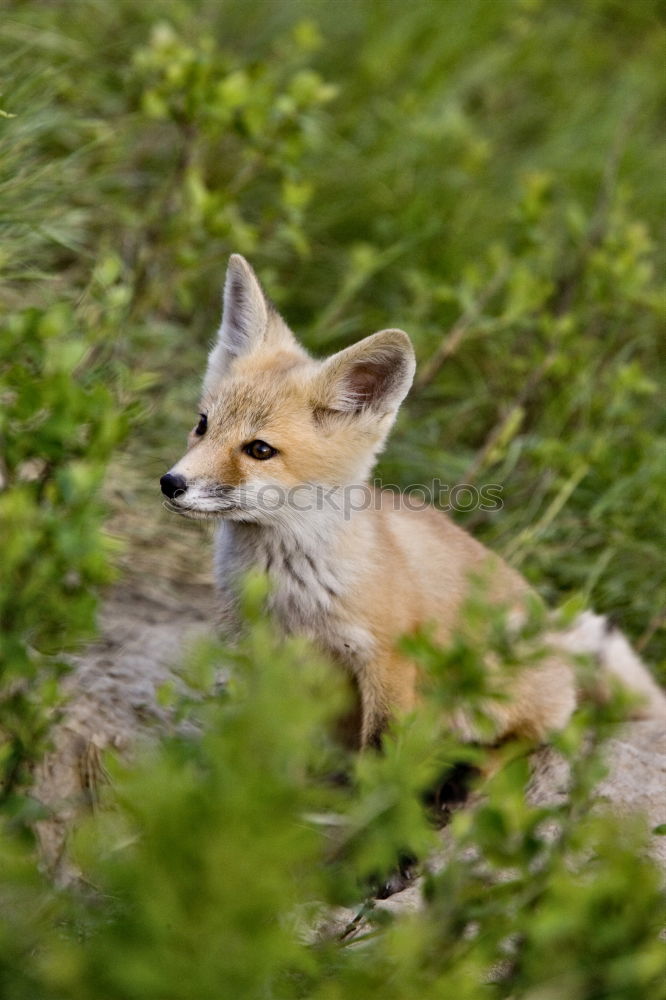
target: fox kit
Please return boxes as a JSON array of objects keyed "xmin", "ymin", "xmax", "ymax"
[{"xmin": 161, "ymin": 254, "xmax": 666, "ymax": 747}]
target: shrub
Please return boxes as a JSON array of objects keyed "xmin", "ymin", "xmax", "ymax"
[{"xmin": 0, "ymin": 1, "xmax": 664, "ymax": 996}]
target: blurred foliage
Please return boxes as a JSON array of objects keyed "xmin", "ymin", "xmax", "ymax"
[
  {"xmin": 1, "ymin": 583, "xmax": 665, "ymax": 999},
  {"xmin": 1, "ymin": 0, "xmax": 665, "ymax": 996},
  {"xmin": 0, "ymin": 305, "xmax": 130, "ymax": 814}
]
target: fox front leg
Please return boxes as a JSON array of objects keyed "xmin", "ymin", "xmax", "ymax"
[{"xmin": 355, "ymin": 649, "xmax": 419, "ymax": 748}]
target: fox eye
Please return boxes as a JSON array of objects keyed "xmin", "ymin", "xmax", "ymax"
[
  {"xmin": 195, "ymin": 413, "xmax": 207, "ymax": 436},
  {"xmin": 244, "ymin": 439, "xmax": 277, "ymax": 461}
]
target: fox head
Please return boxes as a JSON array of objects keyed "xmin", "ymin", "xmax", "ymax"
[{"xmin": 160, "ymin": 254, "xmax": 415, "ymax": 522}]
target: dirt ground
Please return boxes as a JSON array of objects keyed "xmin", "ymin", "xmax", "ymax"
[{"xmin": 35, "ymin": 462, "xmax": 219, "ymax": 881}]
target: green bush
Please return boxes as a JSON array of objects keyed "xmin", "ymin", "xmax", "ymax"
[
  {"xmin": 0, "ymin": 305, "xmax": 128, "ymax": 809},
  {"xmin": 1, "ymin": 1, "xmax": 664, "ymax": 996},
  {"xmin": 2, "ymin": 588, "xmax": 664, "ymax": 999},
  {"xmin": 0, "ymin": 25, "xmax": 133, "ymax": 814}
]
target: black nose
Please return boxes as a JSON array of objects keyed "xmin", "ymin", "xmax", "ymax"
[{"xmin": 160, "ymin": 472, "xmax": 187, "ymax": 499}]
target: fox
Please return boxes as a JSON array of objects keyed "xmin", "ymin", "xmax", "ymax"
[{"xmin": 160, "ymin": 253, "xmax": 666, "ymax": 749}]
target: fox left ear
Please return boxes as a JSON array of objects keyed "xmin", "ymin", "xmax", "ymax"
[
  {"xmin": 313, "ymin": 329, "xmax": 416, "ymax": 417},
  {"xmin": 218, "ymin": 254, "xmax": 270, "ymax": 359}
]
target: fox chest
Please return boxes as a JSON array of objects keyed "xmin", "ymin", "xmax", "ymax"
[{"xmin": 214, "ymin": 526, "xmax": 374, "ymax": 666}]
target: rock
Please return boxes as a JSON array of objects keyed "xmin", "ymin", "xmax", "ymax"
[
  {"xmin": 528, "ymin": 721, "xmax": 666, "ymax": 871},
  {"xmin": 598, "ymin": 721, "xmax": 666, "ymax": 867}
]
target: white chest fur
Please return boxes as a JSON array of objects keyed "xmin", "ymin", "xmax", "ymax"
[{"xmin": 213, "ymin": 518, "xmax": 374, "ymax": 666}]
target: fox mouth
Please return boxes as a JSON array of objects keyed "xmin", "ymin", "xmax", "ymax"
[
  {"xmin": 159, "ymin": 477, "xmax": 252, "ymax": 520},
  {"xmin": 162, "ymin": 497, "xmax": 244, "ymax": 521},
  {"xmin": 164, "ymin": 503, "xmax": 225, "ymax": 521}
]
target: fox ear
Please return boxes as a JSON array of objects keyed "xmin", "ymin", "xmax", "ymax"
[
  {"xmin": 205, "ymin": 255, "xmax": 269, "ymax": 389},
  {"xmin": 217, "ymin": 254, "xmax": 269, "ymax": 361},
  {"xmin": 205, "ymin": 254, "xmax": 308, "ymax": 392},
  {"xmin": 313, "ymin": 329, "xmax": 416, "ymax": 417}
]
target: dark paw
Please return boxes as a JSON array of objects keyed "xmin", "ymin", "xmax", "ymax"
[
  {"xmin": 373, "ymin": 853, "xmax": 417, "ymax": 899},
  {"xmin": 424, "ymin": 760, "xmax": 479, "ymax": 826}
]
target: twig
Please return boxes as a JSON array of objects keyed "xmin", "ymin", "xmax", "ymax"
[
  {"xmin": 413, "ymin": 264, "xmax": 509, "ymax": 394},
  {"xmin": 338, "ymin": 900, "xmax": 376, "ymax": 942},
  {"xmin": 503, "ymin": 463, "xmax": 589, "ymax": 563},
  {"xmin": 461, "ymin": 348, "xmax": 558, "ymax": 484},
  {"xmin": 636, "ymin": 607, "xmax": 666, "ymax": 654}
]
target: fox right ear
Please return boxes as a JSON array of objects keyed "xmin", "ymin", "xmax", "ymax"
[
  {"xmin": 206, "ymin": 255, "xmax": 269, "ymax": 381},
  {"xmin": 218, "ymin": 253, "xmax": 270, "ymax": 358}
]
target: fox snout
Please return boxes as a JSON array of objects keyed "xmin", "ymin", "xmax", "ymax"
[{"xmin": 160, "ymin": 472, "xmax": 187, "ymax": 499}]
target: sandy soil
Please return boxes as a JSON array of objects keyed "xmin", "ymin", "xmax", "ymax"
[{"xmin": 34, "ymin": 469, "xmax": 218, "ymax": 881}]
